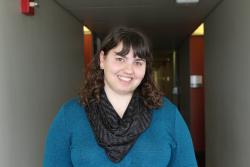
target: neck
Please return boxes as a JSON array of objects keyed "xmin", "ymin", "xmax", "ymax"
[{"xmin": 104, "ymin": 87, "xmax": 133, "ymax": 118}]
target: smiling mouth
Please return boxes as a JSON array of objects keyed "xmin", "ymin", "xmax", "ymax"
[{"xmin": 117, "ymin": 75, "xmax": 133, "ymax": 82}]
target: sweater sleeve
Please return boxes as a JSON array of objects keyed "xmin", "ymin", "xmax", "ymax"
[
  {"xmin": 43, "ymin": 104, "xmax": 73, "ymax": 167},
  {"xmin": 168, "ymin": 108, "xmax": 198, "ymax": 167}
]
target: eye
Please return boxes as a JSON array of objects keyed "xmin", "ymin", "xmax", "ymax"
[
  {"xmin": 135, "ymin": 61, "xmax": 145, "ymax": 66},
  {"xmin": 115, "ymin": 57, "xmax": 125, "ymax": 62}
]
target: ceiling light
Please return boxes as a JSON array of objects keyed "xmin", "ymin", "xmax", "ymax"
[
  {"xmin": 176, "ymin": 0, "xmax": 199, "ymax": 4},
  {"xmin": 192, "ymin": 23, "xmax": 204, "ymax": 36},
  {"xmin": 83, "ymin": 26, "xmax": 92, "ymax": 35}
]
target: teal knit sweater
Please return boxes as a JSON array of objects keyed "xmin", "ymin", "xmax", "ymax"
[{"xmin": 43, "ymin": 98, "xmax": 197, "ymax": 167}]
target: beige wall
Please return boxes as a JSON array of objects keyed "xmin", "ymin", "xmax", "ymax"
[
  {"xmin": 0, "ymin": 1, "xmax": 83, "ymax": 166},
  {"xmin": 205, "ymin": 0, "xmax": 250, "ymax": 166}
]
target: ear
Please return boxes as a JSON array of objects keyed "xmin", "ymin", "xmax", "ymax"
[{"xmin": 99, "ymin": 50, "xmax": 105, "ymax": 69}]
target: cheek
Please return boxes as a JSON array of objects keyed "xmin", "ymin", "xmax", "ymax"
[
  {"xmin": 136, "ymin": 67, "xmax": 146, "ymax": 79},
  {"xmin": 109, "ymin": 66, "xmax": 121, "ymax": 75},
  {"xmin": 104, "ymin": 63, "xmax": 119, "ymax": 74}
]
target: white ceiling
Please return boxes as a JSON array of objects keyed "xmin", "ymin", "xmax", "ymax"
[{"xmin": 55, "ymin": 0, "xmax": 222, "ymax": 50}]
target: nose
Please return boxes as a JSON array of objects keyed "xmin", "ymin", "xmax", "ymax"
[{"xmin": 123, "ymin": 62, "xmax": 134, "ymax": 74}]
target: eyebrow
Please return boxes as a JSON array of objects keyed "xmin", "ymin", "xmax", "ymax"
[
  {"xmin": 114, "ymin": 52, "xmax": 146, "ymax": 61},
  {"xmin": 134, "ymin": 58, "xmax": 146, "ymax": 61},
  {"xmin": 114, "ymin": 52, "xmax": 126, "ymax": 57}
]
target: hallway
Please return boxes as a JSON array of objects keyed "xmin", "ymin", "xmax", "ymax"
[{"xmin": 1, "ymin": 0, "xmax": 250, "ymax": 166}]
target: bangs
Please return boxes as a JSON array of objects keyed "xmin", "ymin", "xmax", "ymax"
[{"xmin": 116, "ymin": 35, "xmax": 151, "ymax": 60}]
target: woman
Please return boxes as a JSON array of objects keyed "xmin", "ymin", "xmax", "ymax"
[{"xmin": 43, "ymin": 27, "xmax": 197, "ymax": 167}]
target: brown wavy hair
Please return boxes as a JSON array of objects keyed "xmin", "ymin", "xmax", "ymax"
[{"xmin": 79, "ymin": 26, "xmax": 163, "ymax": 109}]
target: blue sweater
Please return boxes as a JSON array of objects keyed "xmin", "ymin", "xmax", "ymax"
[{"xmin": 43, "ymin": 98, "xmax": 197, "ymax": 167}]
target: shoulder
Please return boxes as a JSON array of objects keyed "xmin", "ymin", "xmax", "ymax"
[
  {"xmin": 150, "ymin": 97, "xmax": 179, "ymax": 131},
  {"xmin": 59, "ymin": 97, "xmax": 83, "ymax": 113},
  {"xmin": 56, "ymin": 97, "xmax": 87, "ymax": 126},
  {"xmin": 162, "ymin": 97, "xmax": 177, "ymax": 112},
  {"xmin": 152, "ymin": 97, "xmax": 178, "ymax": 118}
]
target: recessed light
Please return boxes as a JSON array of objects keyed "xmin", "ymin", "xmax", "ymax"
[{"xmin": 176, "ymin": 0, "xmax": 199, "ymax": 4}]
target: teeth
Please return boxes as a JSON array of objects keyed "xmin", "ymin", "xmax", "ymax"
[{"xmin": 118, "ymin": 75, "xmax": 132, "ymax": 81}]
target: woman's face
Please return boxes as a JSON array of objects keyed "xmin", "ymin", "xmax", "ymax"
[{"xmin": 100, "ymin": 42, "xmax": 146, "ymax": 96}]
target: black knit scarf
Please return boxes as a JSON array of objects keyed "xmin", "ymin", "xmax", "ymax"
[{"xmin": 85, "ymin": 90, "xmax": 152, "ymax": 163}]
